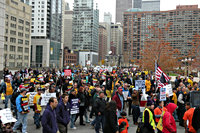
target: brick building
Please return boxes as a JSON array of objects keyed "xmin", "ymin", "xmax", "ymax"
[{"xmin": 63, "ymin": 47, "xmax": 77, "ymax": 67}]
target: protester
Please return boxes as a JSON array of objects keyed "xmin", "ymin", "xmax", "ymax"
[
  {"xmin": 41, "ymin": 97, "xmax": 58, "ymax": 133},
  {"xmin": 93, "ymin": 91, "xmax": 106, "ymax": 133},
  {"xmin": 112, "ymin": 87, "xmax": 124, "ymax": 117},
  {"xmin": 56, "ymin": 94, "xmax": 70, "ymax": 133},
  {"xmin": 131, "ymin": 88, "xmax": 140, "ymax": 125},
  {"xmin": 33, "ymin": 87, "xmax": 42, "ymax": 129},
  {"xmin": 0, "ymin": 77, "xmax": 15, "ymax": 109},
  {"xmin": 192, "ymin": 106, "xmax": 200, "ymax": 133},
  {"xmin": 178, "ymin": 87, "xmax": 187, "ymax": 127},
  {"xmin": 183, "ymin": 102, "xmax": 196, "ymax": 133},
  {"xmin": 142, "ymin": 99, "xmax": 155, "ymax": 133},
  {"xmin": 69, "ymin": 89, "xmax": 78, "ymax": 129},
  {"xmin": 162, "ymin": 103, "xmax": 177, "ymax": 133},
  {"xmin": 103, "ymin": 101, "xmax": 119, "ymax": 133},
  {"xmin": 13, "ymin": 88, "xmax": 30, "ymax": 133},
  {"xmin": 118, "ymin": 111, "xmax": 129, "ymax": 133}
]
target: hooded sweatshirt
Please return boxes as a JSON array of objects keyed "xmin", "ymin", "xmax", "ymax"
[{"xmin": 162, "ymin": 103, "xmax": 177, "ymax": 133}]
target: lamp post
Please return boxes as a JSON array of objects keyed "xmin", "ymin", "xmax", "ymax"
[{"xmin": 181, "ymin": 57, "xmax": 194, "ymax": 77}]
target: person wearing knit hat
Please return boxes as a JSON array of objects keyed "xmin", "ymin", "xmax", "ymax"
[{"xmin": 141, "ymin": 98, "xmax": 156, "ymax": 133}]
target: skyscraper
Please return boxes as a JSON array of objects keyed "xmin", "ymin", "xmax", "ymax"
[
  {"xmin": 142, "ymin": 0, "xmax": 160, "ymax": 11},
  {"xmin": 4, "ymin": 0, "xmax": 31, "ymax": 68},
  {"xmin": 98, "ymin": 24, "xmax": 107, "ymax": 62},
  {"xmin": 30, "ymin": 0, "xmax": 62, "ymax": 68},
  {"xmin": 133, "ymin": 0, "xmax": 142, "ymax": 8},
  {"xmin": 64, "ymin": 10, "xmax": 73, "ymax": 50},
  {"xmin": 73, "ymin": 0, "xmax": 99, "ymax": 66},
  {"xmin": 116, "ymin": 0, "xmax": 132, "ymax": 23},
  {"xmin": 0, "ymin": 0, "xmax": 5, "ymax": 74}
]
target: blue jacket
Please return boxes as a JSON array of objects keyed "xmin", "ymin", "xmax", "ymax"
[
  {"xmin": 41, "ymin": 104, "xmax": 58, "ymax": 133},
  {"xmin": 56, "ymin": 100, "xmax": 70, "ymax": 126},
  {"xmin": 0, "ymin": 81, "xmax": 15, "ymax": 94},
  {"xmin": 16, "ymin": 94, "xmax": 30, "ymax": 113}
]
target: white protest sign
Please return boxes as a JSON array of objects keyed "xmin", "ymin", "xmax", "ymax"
[
  {"xmin": 28, "ymin": 92, "xmax": 37, "ymax": 106},
  {"xmin": 41, "ymin": 93, "xmax": 56, "ymax": 106},
  {"xmin": 122, "ymin": 91, "xmax": 129, "ymax": 101},
  {"xmin": 70, "ymin": 98, "xmax": 79, "ymax": 114},
  {"xmin": 0, "ymin": 108, "xmax": 17, "ymax": 124},
  {"xmin": 108, "ymin": 67, "xmax": 113, "ymax": 73},
  {"xmin": 160, "ymin": 88, "xmax": 166, "ymax": 101},
  {"xmin": 135, "ymin": 80, "xmax": 145, "ymax": 90},
  {"xmin": 165, "ymin": 84, "xmax": 173, "ymax": 97}
]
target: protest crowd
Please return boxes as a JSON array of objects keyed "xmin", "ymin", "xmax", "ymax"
[{"xmin": 0, "ymin": 67, "xmax": 200, "ymax": 133}]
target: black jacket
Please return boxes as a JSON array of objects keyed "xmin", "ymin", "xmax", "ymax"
[
  {"xmin": 103, "ymin": 110, "xmax": 119, "ymax": 133},
  {"xmin": 192, "ymin": 107, "xmax": 200, "ymax": 131},
  {"xmin": 93, "ymin": 97, "xmax": 106, "ymax": 115}
]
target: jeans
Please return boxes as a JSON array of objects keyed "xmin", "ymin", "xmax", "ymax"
[
  {"xmin": 33, "ymin": 113, "xmax": 41, "ymax": 127},
  {"xmin": 173, "ymin": 109, "xmax": 178, "ymax": 121},
  {"xmin": 91, "ymin": 117, "xmax": 96, "ymax": 126},
  {"xmin": 132, "ymin": 105, "xmax": 140, "ymax": 124},
  {"xmin": 95, "ymin": 115, "xmax": 104, "ymax": 133},
  {"xmin": 13, "ymin": 112, "xmax": 28, "ymax": 133},
  {"xmin": 5, "ymin": 95, "xmax": 13, "ymax": 109},
  {"xmin": 70, "ymin": 114, "xmax": 76, "ymax": 128}
]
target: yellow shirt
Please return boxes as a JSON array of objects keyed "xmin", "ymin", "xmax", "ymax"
[
  {"xmin": 172, "ymin": 92, "xmax": 177, "ymax": 105},
  {"xmin": 5, "ymin": 82, "xmax": 13, "ymax": 95},
  {"xmin": 33, "ymin": 94, "xmax": 42, "ymax": 112},
  {"xmin": 188, "ymin": 78, "xmax": 193, "ymax": 87},
  {"xmin": 145, "ymin": 80, "xmax": 151, "ymax": 92}
]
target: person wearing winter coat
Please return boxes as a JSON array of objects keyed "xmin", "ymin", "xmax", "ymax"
[
  {"xmin": 162, "ymin": 103, "xmax": 177, "ymax": 133},
  {"xmin": 103, "ymin": 101, "xmax": 119, "ymax": 133},
  {"xmin": 41, "ymin": 97, "xmax": 58, "ymax": 133},
  {"xmin": 56, "ymin": 94, "xmax": 70, "ymax": 133},
  {"xmin": 112, "ymin": 87, "xmax": 124, "ymax": 117}
]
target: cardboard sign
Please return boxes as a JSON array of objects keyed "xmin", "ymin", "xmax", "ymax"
[
  {"xmin": 41, "ymin": 93, "xmax": 56, "ymax": 106},
  {"xmin": 28, "ymin": 92, "xmax": 37, "ymax": 106},
  {"xmin": 64, "ymin": 69, "xmax": 72, "ymax": 76},
  {"xmin": 165, "ymin": 84, "xmax": 173, "ymax": 97},
  {"xmin": 70, "ymin": 98, "xmax": 79, "ymax": 114},
  {"xmin": 135, "ymin": 80, "xmax": 145, "ymax": 90},
  {"xmin": 0, "ymin": 108, "xmax": 17, "ymax": 124},
  {"xmin": 160, "ymin": 88, "xmax": 166, "ymax": 101}
]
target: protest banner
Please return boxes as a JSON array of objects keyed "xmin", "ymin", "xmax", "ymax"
[
  {"xmin": 165, "ymin": 84, "xmax": 173, "ymax": 96},
  {"xmin": 135, "ymin": 80, "xmax": 145, "ymax": 94},
  {"xmin": 70, "ymin": 98, "xmax": 79, "ymax": 114},
  {"xmin": 64, "ymin": 69, "xmax": 72, "ymax": 76},
  {"xmin": 28, "ymin": 92, "xmax": 37, "ymax": 106},
  {"xmin": 0, "ymin": 108, "xmax": 17, "ymax": 124},
  {"xmin": 41, "ymin": 93, "xmax": 56, "ymax": 106},
  {"xmin": 160, "ymin": 88, "xmax": 166, "ymax": 101}
]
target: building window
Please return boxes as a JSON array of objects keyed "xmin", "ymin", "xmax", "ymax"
[
  {"xmin": 24, "ymin": 56, "xmax": 29, "ymax": 60},
  {"xmin": 10, "ymin": 23, "xmax": 16, "ymax": 28},
  {"xmin": 26, "ymin": 21, "xmax": 30, "ymax": 26},
  {"xmin": 18, "ymin": 39, "xmax": 23, "ymax": 44},
  {"xmin": 10, "ymin": 38, "xmax": 16, "ymax": 43},
  {"xmin": 18, "ymin": 47, "xmax": 23, "ymax": 52},
  {"xmin": 17, "ymin": 55, "xmax": 23, "ymax": 60},
  {"xmin": 10, "ymin": 45, "xmax": 16, "ymax": 52},
  {"xmin": 25, "ymin": 48, "xmax": 29, "ymax": 53},
  {"xmin": 36, "ymin": 46, "xmax": 43, "ymax": 63},
  {"xmin": 25, "ymin": 34, "xmax": 29, "ymax": 38},
  {"xmin": 4, "ymin": 45, "xmax": 7, "ymax": 51},
  {"xmin": 11, "ymin": 16, "xmax": 16, "ymax": 21},
  {"xmin": 6, "ymin": 14, "xmax": 9, "ymax": 19},
  {"xmin": 18, "ymin": 26, "xmax": 24, "ymax": 30},
  {"xmin": 9, "ymin": 62, "xmax": 15, "ymax": 67},
  {"xmin": 10, "ymin": 30, "xmax": 16, "ymax": 35},
  {"xmin": 18, "ymin": 32, "xmax": 23, "ymax": 37},
  {"xmin": 25, "ymin": 28, "xmax": 29, "ymax": 32},
  {"xmin": 5, "ymin": 37, "xmax": 8, "ymax": 42},
  {"xmin": 17, "ymin": 62, "xmax": 22, "ymax": 67},
  {"xmin": 18, "ymin": 19, "xmax": 24, "ymax": 24},
  {"xmin": 25, "ymin": 40, "xmax": 29, "ymax": 45}
]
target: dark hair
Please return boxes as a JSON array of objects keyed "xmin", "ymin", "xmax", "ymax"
[
  {"xmin": 62, "ymin": 93, "xmax": 69, "ymax": 99},
  {"xmin": 185, "ymin": 102, "xmax": 190, "ymax": 106},
  {"xmin": 105, "ymin": 100, "xmax": 117, "ymax": 111},
  {"xmin": 49, "ymin": 97, "xmax": 56, "ymax": 104}
]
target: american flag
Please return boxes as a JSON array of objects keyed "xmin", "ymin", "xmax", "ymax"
[{"xmin": 155, "ymin": 64, "xmax": 170, "ymax": 88}]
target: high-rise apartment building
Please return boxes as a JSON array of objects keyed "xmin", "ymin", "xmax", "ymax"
[
  {"xmin": 104, "ymin": 12, "xmax": 112, "ymax": 24},
  {"xmin": 98, "ymin": 25, "xmax": 107, "ymax": 62},
  {"xmin": 0, "ymin": 0, "xmax": 5, "ymax": 74},
  {"xmin": 72, "ymin": 0, "xmax": 99, "ymax": 66},
  {"xmin": 4, "ymin": 0, "xmax": 31, "ymax": 68},
  {"xmin": 111, "ymin": 23, "xmax": 123, "ymax": 55},
  {"xmin": 64, "ymin": 10, "xmax": 73, "ymax": 50},
  {"xmin": 116, "ymin": 0, "xmax": 132, "ymax": 24},
  {"xmin": 141, "ymin": 0, "xmax": 160, "ymax": 11},
  {"xmin": 123, "ymin": 5, "xmax": 200, "ymax": 63},
  {"xmin": 30, "ymin": 0, "xmax": 62, "ymax": 68},
  {"xmin": 133, "ymin": 0, "xmax": 142, "ymax": 8}
]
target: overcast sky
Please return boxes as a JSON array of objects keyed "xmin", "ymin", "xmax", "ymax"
[{"xmin": 65, "ymin": 0, "xmax": 200, "ymax": 23}]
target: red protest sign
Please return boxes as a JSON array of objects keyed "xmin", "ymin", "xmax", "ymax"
[{"xmin": 64, "ymin": 69, "xmax": 72, "ymax": 76}]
